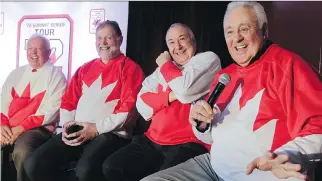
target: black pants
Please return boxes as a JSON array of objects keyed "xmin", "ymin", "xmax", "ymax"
[
  {"xmin": 24, "ymin": 132, "xmax": 130, "ymax": 181},
  {"xmin": 2, "ymin": 127, "xmax": 52, "ymax": 181},
  {"xmin": 102, "ymin": 134, "xmax": 208, "ymax": 181}
]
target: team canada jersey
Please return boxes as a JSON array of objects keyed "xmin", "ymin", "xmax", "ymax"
[
  {"xmin": 60, "ymin": 54, "xmax": 145, "ymax": 138},
  {"xmin": 194, "ymin": 43, "xmax": 322, "ymax": 181},
  {"xmin": 1, "ymin": 62, "xmax": 67, "ymax": 131},
  {"xmin": 136, "ymin": 51, "xmax": 222, "ymax": 145}
]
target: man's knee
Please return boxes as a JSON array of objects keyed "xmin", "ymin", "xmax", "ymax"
[
  {"xmin": 102, "ymin": 158, "xmax": 122, "ymax": 179},
  {"xmin": 75, "ymin": 163, "xmax": 90, "ymax": 181},
  {"xmin": 24, "ymin": 147, "xmax": 52, "ymax": 180},
  {"xmin": 13, "ymin": 128, "xmax": 51, "ymax": 168},
  {"xmin": 140, "ymin": 172, "xmax": 166, "ymax": 181},
  {"xmin": 75, "ymin": 159, "xmax": 100, "ymax": 181},
  {"xmin": 24, "ymin": 154, "xmax": 40, "ymax": 179},
  {"xmin": 140, "ymin": 175, "xmax": 154, "ymax": 181},
  {"xmin": 12, "ymin": 143, "xmax": 32, "ymax": 167}
]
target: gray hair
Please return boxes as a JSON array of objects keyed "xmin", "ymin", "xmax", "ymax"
[
  {"xmin": 96, "ymin": 20, "xmax": 122, "ymax": 37},
  {"xmin": 165, "ymin": 23, "xmax": 196, "ymax": 49},
  {"xmin": 223, "ymin": 1, "xmax": 268, "ymax": 38},
  {"xmin": 27, "ymin": 33, "xmax": 51, "ymax": 51}
]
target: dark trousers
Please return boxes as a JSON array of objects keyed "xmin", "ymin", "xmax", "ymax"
[
  {"xmin": 2, "ymin": 127, "xmax": 52, "ymax": 181},
  {"xmin": 102, "ymin": 134, "xmax": 208, "ymax": 181},
  {"xmin": 24, "ymin": 132, "xmax": 130, "ymax": 181}
]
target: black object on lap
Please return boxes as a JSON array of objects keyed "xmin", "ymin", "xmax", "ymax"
[{"xmin": 66, "ymin": 125, "xmax": 83, "ymax": 140}]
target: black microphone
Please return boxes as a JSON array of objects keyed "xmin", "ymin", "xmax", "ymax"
[{"xmin": 195, "ymin": 73, "xmax": 231, "ymax": 132}]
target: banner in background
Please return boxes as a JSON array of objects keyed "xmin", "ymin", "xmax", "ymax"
[
  {"xmin": 89, "ymin": 9, "xmax": 105, "ymax": 34},
  {"xmin": 0, "ymin": 12, "xmax": 3, "ymax": 35},
  {"xmin": 17, "ymin": 14, "xmax": 73, "ymax": 80},
  {"xmin": 0, "ymin": 2, "xmax": 129, "ymax": 90}
]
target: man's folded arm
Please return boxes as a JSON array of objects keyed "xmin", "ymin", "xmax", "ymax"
[
  {"xmin": 159, "ymin": 52, "xmax": 222, "ymax": 104},
  {"xmin": 136, "ymin": 70, "xmax": 171, "ymax": 121}
]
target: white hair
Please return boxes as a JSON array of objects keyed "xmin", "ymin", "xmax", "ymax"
[
  {"xmin": 27, "ymin": 33, "xmax": 51, "ymax": 51},
  {"xmin": 223, "ymin": 1, "xmax": 268, "ymax": 38},
  {"xmin": 165, "ymin": 23, "xmax": 196, "ymax": 49}
]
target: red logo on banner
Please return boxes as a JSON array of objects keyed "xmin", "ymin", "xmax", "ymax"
[{"xmin": 89, "ymin": 9, "xmax": 105, "ymax": 34}]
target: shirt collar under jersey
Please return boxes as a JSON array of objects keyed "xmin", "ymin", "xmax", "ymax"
[{"xmin": 27, "ymin": 60, "xmax": 51, "ymax": 73}]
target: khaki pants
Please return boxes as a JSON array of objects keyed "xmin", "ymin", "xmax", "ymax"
[
  {"xmin": 141, "ymin": 153, "xmax": 224, "ymax": 181},
  {"xmin": 2, "ymin": 127, "xmax": 52, "ymax": 181}
]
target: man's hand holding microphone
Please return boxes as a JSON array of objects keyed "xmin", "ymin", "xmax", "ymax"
[{"xmin": 189, "ymin": 73, "xmax": 230, "ymax": 132}]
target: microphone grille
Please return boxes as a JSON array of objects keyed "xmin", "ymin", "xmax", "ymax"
[{"xmin": 219, "ymin": 73, "xmax": 231, "ymax": 85}]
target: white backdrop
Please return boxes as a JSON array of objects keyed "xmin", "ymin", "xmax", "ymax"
[
  {"xmin": 0, "ymin": 2, "xmax": 129, "ymax": 90},
  {"xmin": 0, "ymin": 3, "xmax": 128, "ymax": 176}
]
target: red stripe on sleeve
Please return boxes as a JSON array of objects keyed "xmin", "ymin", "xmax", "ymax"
[
  {"xmin": 1, "ymin": 113, "xmax": 9, "ymax": 126},
  {"xmin": 160, "ymin": 61, "xmax": 182, "ymax": 83},
  {"xmin": 140, "ymin": 91, "xmax": 170, "ymax": 113}
]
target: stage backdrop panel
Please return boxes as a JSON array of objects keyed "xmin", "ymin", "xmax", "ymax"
[{"xmin": 0, "ymin": 2, "xmax": 129, "ymax": 91}]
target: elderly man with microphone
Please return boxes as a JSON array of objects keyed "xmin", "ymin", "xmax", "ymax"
[{"xmin": 142, "ymin": 2, "xmax": 322, "ymax": 181}]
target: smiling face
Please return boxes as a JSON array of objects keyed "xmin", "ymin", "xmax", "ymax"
[
  {"xmin": 166, "ymin": 25, "xmax": 196, "ymax": 66},
  {"xmin": 224, "ymin": 7, "xmax": 263, "ymax": 67},
  {"xmin": 27, "ymin": 36, "xmax": 50, "ymax": 69},
  {"xmin": 96, "ymin": 25, "xmax": 122, "ymax": 62}
]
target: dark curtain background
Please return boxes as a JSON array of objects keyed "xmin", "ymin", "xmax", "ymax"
[
  {"xmin": 126, "ymin": 1, "xmax": 233, "ymax": 76},
  {"xmin": 125, "ymin": 2, "xmax": 322, "ymax": 80}
]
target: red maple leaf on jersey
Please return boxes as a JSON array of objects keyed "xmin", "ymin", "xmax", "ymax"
[{"xmin": 8, "ymin": 83, "xmax": 46, "ymax": 122}]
